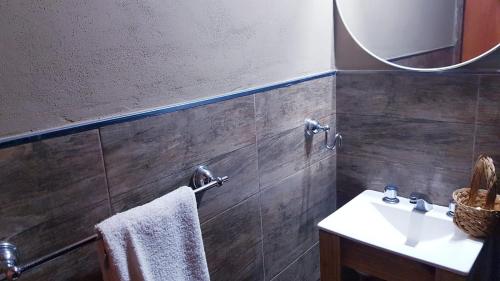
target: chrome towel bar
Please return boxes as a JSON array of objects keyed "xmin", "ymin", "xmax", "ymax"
[{"xmin": 0, "ymin": 166, "xmax": 228, "ymax": 281}]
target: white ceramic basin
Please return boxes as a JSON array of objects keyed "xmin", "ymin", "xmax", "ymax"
[{"xmin": 318, "ymin": 190, "xmax": 484, "ymax": 276}]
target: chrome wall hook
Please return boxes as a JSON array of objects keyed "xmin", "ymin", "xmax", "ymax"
[
  {"xmin": 0, "ymin": 242, "xmax": 21, "ymax": 281},
  {"xmin": 304, "ymin": 119, "xmax": 342, "ymax": 151}
]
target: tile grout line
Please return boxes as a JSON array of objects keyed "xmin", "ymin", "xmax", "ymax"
[
  {"xmin": 471, "ymin": 76, "xmax": 481, "ymax": 175},
  {"xmin": 334, "ymin": 76, "xmax": 339, "ymax": 210},
  {"xmin": 258, "ymin": 116, "xmax": 337, "ymax": 191},
  {"xmin": 97, "ymin": 129, "xmax": 114, "ymax": 215},
  {"xmin": 334, "ymin": 112, "xmax": 477, "ymax": 126},
  {"xmin": 339, "ymin": 151, "xmax": 470, "ymax": 170},
  {"xmin": 260, "ymin": 153, "xmax": 340, "ymax": 194},
  {"xmin": 113, "ymin": 142, "xmax": 261, "ymax": 225},
  {"xmin": 268, "ymin": 242, "xmax": 319, "ymax": 281},
  {"xmin": 258, "ymin": 190, "xmax": 266, "ymax": 281},
  {"xmin": 110, "ymin": 140, "xmax": 257, "ymax": 209},
  {"xmin": 197, "ymin": 146, "xmax": 261, "ymax": 224},
  {"xmin": 261, "ymin": 77, "xmax": 336, "ymax": 279},
  {"xmin": 335, "ymin": 73, "xmax": 481, "ymax": 125},
  {"xmin": 253, "ymin": 94, "xmax": 267, "ymax": 281},
  {"xmin": 200, "ymin": 190, "xmax": 260, "ymax": 226},
  {"xmin": 339, "ymin": 150, "xmax": 471, "ymax": 175}
]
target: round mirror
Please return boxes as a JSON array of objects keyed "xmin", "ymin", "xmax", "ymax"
[{"xmin": 336, "ymin": 0, "xmax": 499, "ymax": 71}]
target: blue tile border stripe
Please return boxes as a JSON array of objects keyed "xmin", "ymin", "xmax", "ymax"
[{"xmin": 0, "ymin": 71, "xmax": 336, "ymax": 149}]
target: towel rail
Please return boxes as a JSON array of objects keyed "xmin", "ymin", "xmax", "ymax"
[{"xmin": 0, "ymin": 172, "xmax": 228, "ymax": 281}]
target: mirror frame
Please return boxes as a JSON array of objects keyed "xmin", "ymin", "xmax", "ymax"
[{"xmin": 335, "ymin": 0, "xmax": 500, "ymax": 72}]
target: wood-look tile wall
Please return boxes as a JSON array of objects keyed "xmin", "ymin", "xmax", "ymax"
[
  {"xmin": 0, "ymin": 75, "xmax": 336, "ymax": 281},
  {"xmin": 336, "ymin": 72, "xmax": 500, "ymax": 206}
]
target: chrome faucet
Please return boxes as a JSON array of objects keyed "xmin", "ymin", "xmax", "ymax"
[{"xmin": 409, "ymin": 192, "xmax": 433, "ymax": 212}]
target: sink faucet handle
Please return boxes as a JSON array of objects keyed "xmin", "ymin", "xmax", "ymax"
[
  {"xmin": 382, "ymin": 185, "xmax": 400, "ymax": 204},
  {"xmin": 409, "ymin": 192, "xmax": 420, "ymax": 204},
  {"xmin": 409, "ymin": 192, "xmax": 425, "ymax": 204},
  {"xmin": 447, "ymin": 199, "xmax": 456, "ymax": 217}
]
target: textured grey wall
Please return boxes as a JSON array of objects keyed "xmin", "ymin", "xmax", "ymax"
[{"xmin": 0, "ymin": 0, "xmax": 333, "ymax": 138}]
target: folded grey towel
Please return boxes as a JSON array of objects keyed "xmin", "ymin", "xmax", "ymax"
[{"xmin": 95, "ymin": 186, "xmax": 210, "ymax": 281}]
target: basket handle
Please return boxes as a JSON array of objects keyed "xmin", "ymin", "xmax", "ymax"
[
  {"xmin": 468, "ymin": 155, "xmax": 496, "ymax": 206},
  {"xmin": 485, "ymin": 177, "xmax": 498, "ymax": 210},
  {"xmin": 467, "ymin": 168, "xmax": 482, "ymax": 205}
]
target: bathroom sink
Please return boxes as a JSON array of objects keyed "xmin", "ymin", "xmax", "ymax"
[{"xmin": 318, "ymin": 190, "xmax": 484, "ymax": 276}]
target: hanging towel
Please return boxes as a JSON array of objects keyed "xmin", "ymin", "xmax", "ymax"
[{"xmin": 95, "ymin": 186, "xmax": 210, "ymax": 281}]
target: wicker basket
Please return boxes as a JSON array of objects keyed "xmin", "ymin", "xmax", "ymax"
[
  {"xmin": 453, "ymin": 188, "xmax": 500, "ymax": 237},
  {"xmin": 452, "ymin": 155, "xmax": 499, "ymax": 238}
]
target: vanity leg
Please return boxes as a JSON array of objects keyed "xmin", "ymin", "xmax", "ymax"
[
  {"xmin": 319, "ymin": 231, "xmax": 341, "ymax": 281},
  {"xmin": 435, "ymin": 268, "xmax": 467, "ymax": 281}
]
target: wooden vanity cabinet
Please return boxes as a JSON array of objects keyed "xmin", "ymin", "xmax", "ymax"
[{"xmin": 319, "ymin": 231, "xmax": 467, "ymax": 281}]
